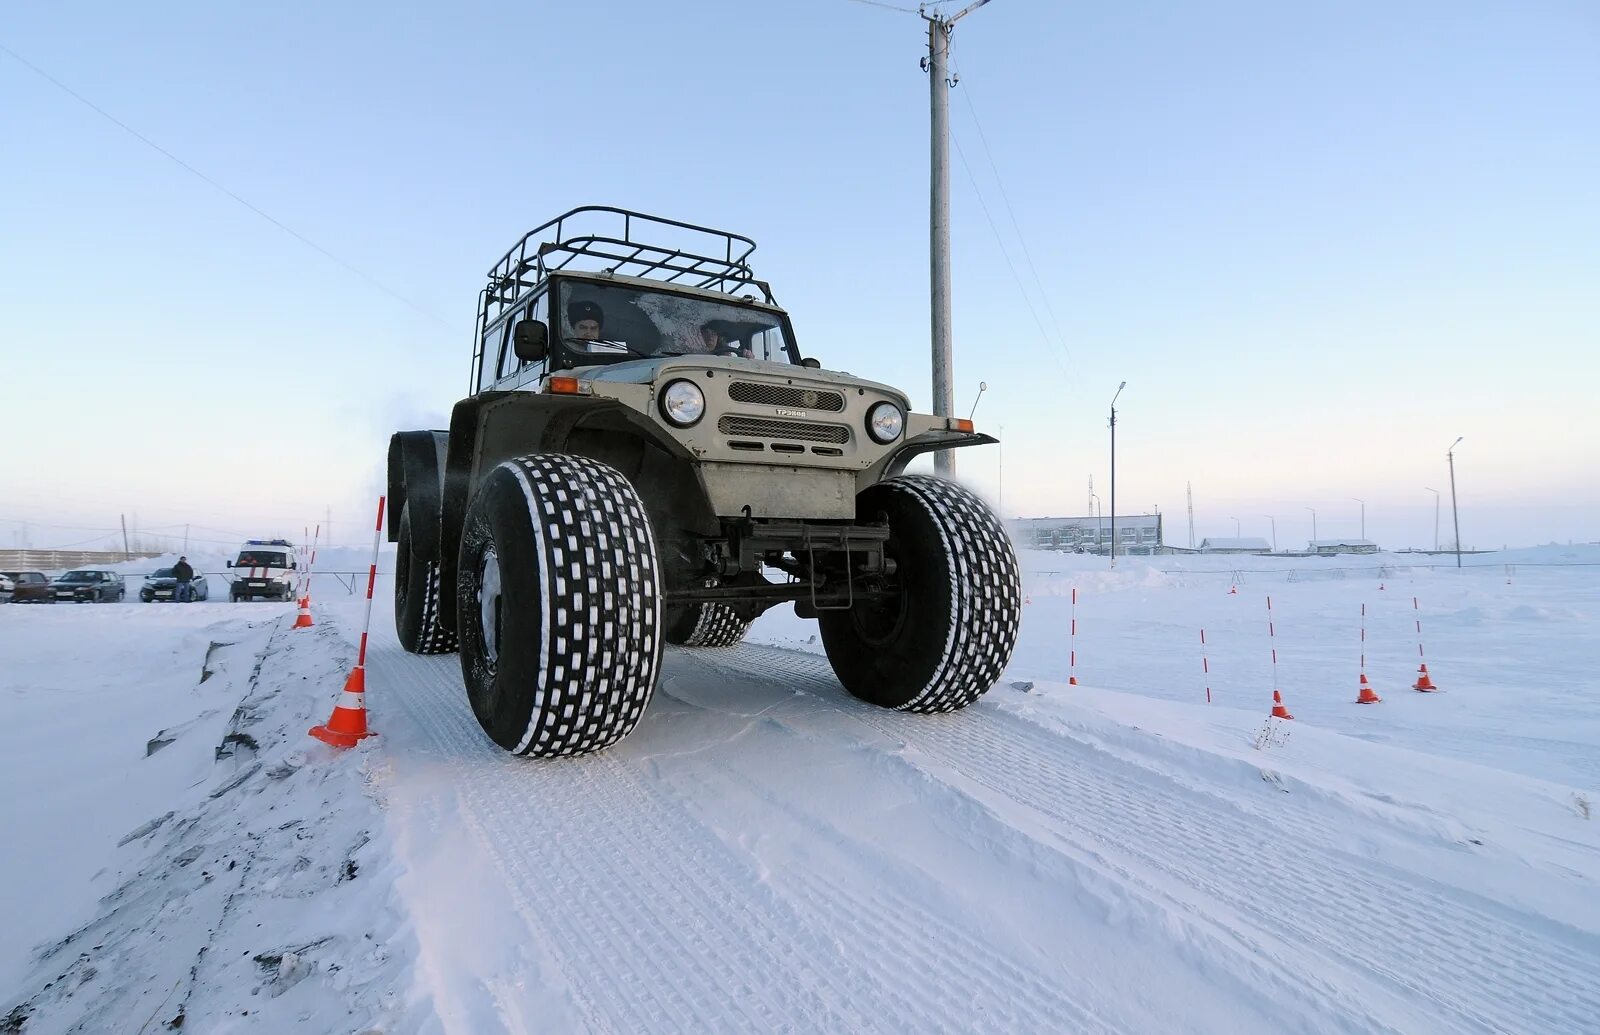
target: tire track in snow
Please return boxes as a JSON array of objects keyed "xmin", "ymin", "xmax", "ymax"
[
  {"xmin": 367, "ymin": 633, "xmax": 1107, "ymax": 1033},
  {"xmin": 693, "ymin": 644, "xmax": 1600, "ymax": 1035}
]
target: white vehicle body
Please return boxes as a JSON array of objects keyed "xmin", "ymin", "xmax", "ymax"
[{"xmin": 229, "ymin": 540, "xmax": 298, "ymax": 602}]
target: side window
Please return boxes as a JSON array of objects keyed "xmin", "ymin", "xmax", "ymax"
[
  {"xmin": 479, "ymin": 321, "xmax": 509, "ymax": 392},
  {"xmin": 500, "ymin": 293, "xmax": 549, "ymax": 386}
]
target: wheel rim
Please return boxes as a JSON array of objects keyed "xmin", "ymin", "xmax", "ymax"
[{"xmin": 479, "ymin": 546, "xmax": 503, "ymax": 671}]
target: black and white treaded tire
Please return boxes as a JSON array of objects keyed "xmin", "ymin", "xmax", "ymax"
[
  {"xmin": 395, "ymin": 503, "xmax": 458, "ymax": 655},
  {"xmin": 665, "ymin": 602, "xmax": 752, "ymax": 648},
  {"xmin": 457, "ymin": 454, "xmax": 664, "ymax": 757},
  {"xmin": 818, "ymin": 475, "xmax": 1021, "ymax": 712}
]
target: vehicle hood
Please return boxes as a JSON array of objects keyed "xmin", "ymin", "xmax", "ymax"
[
  {"xmin": 53, "ymin": 578, "xmax": 101, "ymax": 588},
  {"xmin": 572, "ymin": 356, "xmax": 914, "ymax": 410}
]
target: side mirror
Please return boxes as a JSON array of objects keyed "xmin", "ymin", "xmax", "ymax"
[
  {"xmin": 801, "ymin": 357, "xmax": 821, "ymax": 370},
  {"xmin": 513, "ymin": 319, "xmax": 549, "ymax": 362},
  {"xmin": 225, "ymin": 560, "xmax": 233, "ymax": 568}
]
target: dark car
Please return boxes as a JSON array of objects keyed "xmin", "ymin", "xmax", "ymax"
[
  {"xmin": 1, "ymin": 570, "xmax": 56, "ymax": 603},
  {"xmin": 140, "ymin": 567, "xmax": 210, "ymax": 603},
  {"xmin": 52, "ymin": 570, "xmax": 126, "ymax": 603}
]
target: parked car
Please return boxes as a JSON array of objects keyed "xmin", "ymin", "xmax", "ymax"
[
  {"xmin": 1, "ymin": 570, "xmax": 57, "ymax": 603},
  {"xmin": 0, "ymin": 572, "xmax": 11, "ymax": 603},
  {"xmin": 52, "ymin": 570, "xmax": 126, "ymax": 603},
  {"xmin": 140, "ymin": 567, "xmax": 210, "ymax": 603}
]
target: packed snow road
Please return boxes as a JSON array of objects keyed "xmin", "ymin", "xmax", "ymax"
[
  {"xmin": 5, "ymin": 553, "xmax": 1597, "ymax": 1033},
  {"xmin": 366, "ymin": 619, "xmax": 1600, "ymax": 1034}
]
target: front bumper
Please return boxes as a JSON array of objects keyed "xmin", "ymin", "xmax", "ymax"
[
  {"xmin": 234, "ymin": 579, "xmax": 293, "ymax": 598},
  {"xmin": 53, "ymin": 587, "xmax": 100, "ymax": 601}
]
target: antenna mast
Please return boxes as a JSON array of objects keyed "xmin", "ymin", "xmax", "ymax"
[{"xmin": 1186, "ymin": 481, "xmax": 1196, "ymax": 549}]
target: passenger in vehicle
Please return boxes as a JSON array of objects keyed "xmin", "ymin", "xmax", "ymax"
[
  {"xmin": 568, "ymin": 300, "xmax": 604, "ymax": 341},
  {"xmin": 701, "ymin": 323, "xmax": 752, "ymax": 359}
]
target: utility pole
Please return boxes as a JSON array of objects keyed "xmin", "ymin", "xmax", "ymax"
[
  {"xmin": 1087, "ymin": 476, "xmax": 1093, "ymax": 519},
  {"xmin": 1447, "ymin": 437, "xmax": 1463, "ymax": 567},
  {"xmin": 1305, "ymin": 506, "xmax": 1317, "ymax": 545},
  {"xmin": 326, "ymin": 505, "xmax": 333, "ymax": 549},
  {"xmin": 1263, "ymin": 514, "xmax": 1277, "ymax": 553},
  {"xmin": 183, "ymin": 524, "xmax": 190, "ymax": 553},
  {"xmin": 923, "ymin": 0, "xmax": 992, "ymax": 476},
  {"xmin": 1425, "ymin": 487, "xmax": 1440, "ymax": 551},
  {"xmin": 1109, "ymin": 380, "xmax": 1125, "ymax": 567},
  {"xmin": 1352, "ymin": 497, "xmax": 1366, "ymax": 540},
  {"xmin": 1090, "ymin": 493, "xmax": 1102, "ymax": 553},
  {"xmin": 1230, "ymin": 516, "xmax": 1240, "ymax": 537},
  {"xmin": 120, "ymin": 513, "xmax": 130, "ymax": 561}
]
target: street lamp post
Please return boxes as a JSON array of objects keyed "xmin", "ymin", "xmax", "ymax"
[
  {"xmin": 1305, "ymin": 506, "xmax": 1317, "ymax": 547},
  {"xmin": 1447, "ymin": 437, "xmax": 1464, "ymax": 568},
  {"xmin": 1263, "ymin": 515, "xmax": 1277, "ymax": 553},
  {"xmin": 1425, "ymin": 487, "xmax": 1441, "ymax": 551},
  {"xmin": 1352, "ymin": 497, "xmax": 1365, "ymax": 540},
  {"xmin": 1230, "ymin": 516, "xmax": 1240, "ymax": 537},
  {"xmin": 1090, "ymin": 493, "xmax": 1103, "ymax": 555},
  {"xmin": 1109, "ymin": 381, "xmax": 1125, "ymax": 568}
]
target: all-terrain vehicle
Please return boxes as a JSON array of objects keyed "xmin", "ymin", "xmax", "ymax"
[{"xmin": 388, "ymin": 208, "xmax": 1021, "ymax": 757}]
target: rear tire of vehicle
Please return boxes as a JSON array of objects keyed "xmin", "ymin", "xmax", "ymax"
[
  {"xmin": 394, "ymin": 504, "xmax": 458, "ymax": 655},
  {"xmin": 818, "ymin": 475, "xmax": 1022, "ymax": 712},
  {"xmin": 457, "ymin": 454, "xmax": 663, "ymax": 757},
  {"xmin": 664, "ymin": 603, "xmax": 751, "ymax": 648}
]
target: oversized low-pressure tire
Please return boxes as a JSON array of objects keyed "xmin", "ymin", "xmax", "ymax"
[
  {"xmin": 394, "ymin": 504, "xmax": 459, "ymax": 655},
  {"xmin": 664, "ymin": 602, "xmax": 752, "ymax": 648},
  {"xmin": 457, "ymin": 454, "xmax": 664, "ymax": 757},
  {"xmin": 818, "ymin": 475, "xmax": 1022, "ymax": 712}
]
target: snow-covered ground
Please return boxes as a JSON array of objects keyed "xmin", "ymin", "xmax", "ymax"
[{"xmin": 3, "ymin": 546, "xmax": 1596, "ymax": 1033}]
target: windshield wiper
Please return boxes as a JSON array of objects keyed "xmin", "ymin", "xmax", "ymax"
[{"xmin": 562, "ymin": 336, "xmax": 649, "ymax": 358}]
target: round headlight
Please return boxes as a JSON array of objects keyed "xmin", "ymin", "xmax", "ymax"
[
  {"xmin": 866, "ymin": 401, "xmax": 904, "ymax": 444},
  {"xmin": 660, "ymin": 379, "xmax": 706, "ymax": 427}
]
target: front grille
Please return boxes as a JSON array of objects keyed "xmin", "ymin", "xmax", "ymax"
[
  {"xmin": 727, "ymin": 381, "xmax": 845, "ymax": 412},
  {"xmin": 718, "ymin": 415, "xmax": 850, "ymax": 444}
]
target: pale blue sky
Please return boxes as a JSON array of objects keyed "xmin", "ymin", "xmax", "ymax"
[{"xmin": 2, "ymin": 0, "xmax": 1596, "ymax": 551}]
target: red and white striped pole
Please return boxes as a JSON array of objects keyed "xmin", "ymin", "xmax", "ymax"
[
  {"xmin": 1356, "ymin": 603, "xmax": 1381, "ymax": 703},
  {"xmin": 309, "ymin": 496, "xmax": 384, "ymax": 748},
  {"xmin": 301, "ymin": 523, "xmax": 320, "ymax": 607},
  {"xmin": 1200, "ymin": 628, "xmax": 1211, "ymax": 704},
  {"xmin": 1267, "ymin": 595, "xmax": 1293, "ymax": 718},
  {"xmin": 1412, "ymin": 595, "xmax": 1439, "ymax": 691},
  {"xmin": 1068, "ymin": 586, "xmax": 1079, "ymax": 685},
  {"xmin": 352, "ymin": 499, "xmax": 385, "ymax": 685}
]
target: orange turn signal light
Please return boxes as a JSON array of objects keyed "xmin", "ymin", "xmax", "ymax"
[
  {"xmin": 951, "ymin": 418, "xmax": 974, "ymax": 433},
  {"xmin": 548, "ymin": 376, "xmax": 581, "ymax": 395}
]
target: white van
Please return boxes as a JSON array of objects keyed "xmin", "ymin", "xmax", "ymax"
[{"xmin": 228, "ymin": 539, "xmax": 298, "ymax": 602}]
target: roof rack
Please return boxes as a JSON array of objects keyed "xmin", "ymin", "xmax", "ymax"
[{"xmin": 479, "ymin": 207, "xmax": 776, "ymax": 327}]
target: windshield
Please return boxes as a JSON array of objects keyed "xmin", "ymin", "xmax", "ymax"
[
  {"xmin": 151, "ymin": 568, "xmax": 174, "ymax": 578},
  {"xmin": 558, "ymin": 282, "xmax": 796, "ymax": 365},
  {"xmin": 60, "ymin": 571, "xmax": 96, "ymax": 581},
  {"xmin": 236, "ymin": 552, "xmax": 289, "ymax": 568}
]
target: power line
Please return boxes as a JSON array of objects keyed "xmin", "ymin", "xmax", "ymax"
[
  {"xmin": 844, "ymin": 0, "xmax": 921, "ymax": 13},
  {"xmin": 0, "ymin": 41, "xmax": 448, "ymax": 327},
  {"xmin": 959, "ymin": 80, "xmax": 1070, "ymax": 359},
  {"xmin": 951, "ymin": 130, "xmax": 1069, "ymax": 377}
]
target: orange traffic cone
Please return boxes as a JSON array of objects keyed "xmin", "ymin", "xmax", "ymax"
[
  {"xmin": 1378, "ymin": 583, "xmax": 1386, "ymax": 591},
  {"xmin": 1068, "ymin": 676, "xmax": 1078, "ymax": 685},
  {"xmin": 310, "ymin": 667, "xmax": 375, "ymax": 748},
  {"xmin": 1228, "ymin": 586, "xmax": 1238, "ymax": 595},
  {"xmin": 1356, "ymin": 674, "xmax": 1381, "ymax": 704},
  {"xmin": 1413, "ymin": 664, "xmax": 1438, "ymax": 692},
  {"xmin": 292, "ymin": 597, "xmax": 314, "ymax": 629},
  {"xmin": 1270, "ymin": 690, "xmax": 1294, "ymax": 719}
]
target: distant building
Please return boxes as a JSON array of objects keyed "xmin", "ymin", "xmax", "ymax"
[
  {"xmin": 1307, "ymin": 539, "xmax": 1379, "ymax": 556},
  {"xmin": 1009, "ymin": 514, "xmax": 1164, "ymax": 555},
  {"xmin": 1198, "ymin": 537, "xmax": 1272, "ymax": 555}
]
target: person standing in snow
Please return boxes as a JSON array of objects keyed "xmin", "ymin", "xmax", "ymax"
[{"xmin": 173, "ymin": 556, "xmax": 195, "ymax": 602}]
